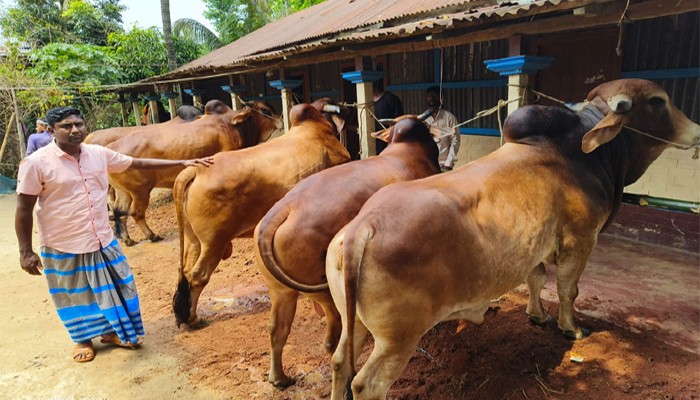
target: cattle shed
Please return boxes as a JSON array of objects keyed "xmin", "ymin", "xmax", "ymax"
[{"xmin": 115, "ymin": 0, "xmax": 700, "ymax": 252}]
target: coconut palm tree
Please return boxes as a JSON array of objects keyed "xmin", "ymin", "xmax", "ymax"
[
  {"xmin": 172, "ymin": 18, "xmax": 223, "ymax": 52},
  {"xmin": 160, "ymin": 0, "xmax": 177, "ymax": 70}
]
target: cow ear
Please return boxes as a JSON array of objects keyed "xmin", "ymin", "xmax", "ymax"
[
  {"xmin": 581, "ymin": 112, "xmax": 624, "ymax": 153},
  {"xmin": 231, "ymin": 109, "xmax": 251, "ymax": 125},
  {"xmin": 371, "ymin": 127, "xmax": 391, "ymax": 142},
  {"xmin": 331, "ymin": 114, "xmax": 345, "ymax": 136}
]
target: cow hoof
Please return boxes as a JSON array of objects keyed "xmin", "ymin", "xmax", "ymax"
[
  {"xmin": 527, "ymin": 314, "xmax": 553, "ymax": 327},
  {"xmin": 183, "ymin": 317, "xmax": 208, "ymax": 330},
  {"xmin": 270, "ymin": 376, "xmax": 296, "ymax": 390},
  {"xmin": 148, "ymin": 235, "xmax": 164, "ymax": 243},
  {"xmin": 122, "ymin": 238, "xmax": 138, "ymax": 247},
  {"xmin": 563, "ymin": 327, "xmax": 590, "ymax": 340}
]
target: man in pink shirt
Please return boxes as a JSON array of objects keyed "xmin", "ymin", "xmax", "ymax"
[{"xmin": 15, "ymin": 106, "xmax": 213, "ymax": 363}]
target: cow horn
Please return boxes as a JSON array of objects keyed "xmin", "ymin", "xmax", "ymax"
[
  {"xmin": 378, "ymin": 118, "xmax": 397, "ymax": 126},
  {"xmin": 322, "ymin": 104, "xmax": 341, "ymax": 114},
  {"xmin": 417, "ymin": 109, "xmax": 432, "ymax": 121},
  {"xmin": 608, "ymin": 94, "xmax": 632, "ymax": 113}
]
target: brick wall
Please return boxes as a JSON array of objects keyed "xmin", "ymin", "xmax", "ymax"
[
  {"xmin": 606, "ymin": 203, "xmax": 700, "ymax": 253},
  {"xmin": 621, "ymin": 147, "xmax": 699, "ymax": 202}
]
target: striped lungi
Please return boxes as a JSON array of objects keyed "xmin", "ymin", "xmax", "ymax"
[{"xmin": 40, "ymin": 239, "xmax": 145, "ymax": 344}]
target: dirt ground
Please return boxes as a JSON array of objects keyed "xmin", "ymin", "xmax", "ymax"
[{"xmin": 2, "ymin": 191, "xmax": 699, "ymax": 400}]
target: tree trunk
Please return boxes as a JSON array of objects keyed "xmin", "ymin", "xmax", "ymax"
[{"xmin": 161, "ymin": 0, "xmax": 177, "ymax": 71}]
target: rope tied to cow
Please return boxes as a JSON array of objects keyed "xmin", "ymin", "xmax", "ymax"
[{"xmin": 510, "ymin": 84, "xmax": 700, "ymax": 158}]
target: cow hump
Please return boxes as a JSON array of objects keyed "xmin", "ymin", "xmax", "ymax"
[{"xmin": 502, "ymin": 105, "xmax": 581, "ymax": 143}]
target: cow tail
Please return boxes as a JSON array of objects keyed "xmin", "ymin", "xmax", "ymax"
[
  {"xmin": 343, "ymin": 223, "xmax": 373, "ymax": 375},
  {"xmin": 172, "ymin": 166, "xmax": 197, "ymax": 327},
  {"xmin": 256, "ymin": 206, "xmax": 329, "ymax": 293}
]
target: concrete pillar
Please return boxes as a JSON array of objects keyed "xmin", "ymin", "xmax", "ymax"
[
  {"xmin": 484, "ymin": 55, "xmax": 554, "ymax": 115},
  {"xmin": 119, "ymin": 102, "xmax": 129, "ymax": 127},
  {"xmin": 269, "ymin": 79, "xmax": 302, "ymax": 133},
  {"xmin": 131, "ymin": 98, "xmax": 142, "ymax": 126},
  {"xmin": 144, "ymin": 94, "xmax": 162, "ymax": 124},
  {"xmin": 162, "ymin": 92, "xmax": 179, "ymax": 120},
  {"xmin": 183, "ymin": 88, "xmax": 206, "ymax": 110},
  {"xmin": 221, "ymin": 84, "xmax": 247, "ymax": 111},
  {"xmin": 117, "ymin": 94, "xmax": 129, "ymax": 127},
  {"xmin": 341, "ymin": 70, "xmax": 384, "ymax": 158}
]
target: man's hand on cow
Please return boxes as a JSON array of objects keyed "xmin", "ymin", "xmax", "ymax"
[
  {"xmin": 19, "ymin": 250, "xmax": 43, "ymax": 275},
  {"xmin": 184, "ymin": 156, "xmax": 215, "ymax": 168}
]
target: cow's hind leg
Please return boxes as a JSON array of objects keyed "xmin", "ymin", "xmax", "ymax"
[
  {"xmin": 526, "ymin": 263, "xmax": 552, "ymax": 326},
  {"xmin": 330, "ymin": 318, "xmax": 369, "ymax": 400},
  {"xmin": 186, "ymin": 244, "xmax": 227, "ymax": 327},
  {"xmin": 308, "ymin": 290, "xmax": 343, "ymax": 355},
  {"xmin": 351, "ymin": 334, "xmax": 420, "ymax": 400},
  {"xmin": 267, "ymin": 287, "xmax": 299, "ymax": 389},
  {"xmin": 130, "ymin": 189, "xmax": 162, "ymax": 242},
  {"xmin": 112, "ymin": 188, "xmax": 137, "ymax": 246}
]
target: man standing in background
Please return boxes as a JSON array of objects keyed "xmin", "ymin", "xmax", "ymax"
[
  {"xmin": 26, "ymin": 118, "xmax": 52, "ymax": 156},
  {"xmin": 425, "ymin": 86, "xmax": 460, "ymax": 171}
]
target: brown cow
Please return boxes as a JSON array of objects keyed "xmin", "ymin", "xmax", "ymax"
[
  {"xmin": 172, "ymin": 101, "xmax": 351, "ymax": 328},
  {"xmin": 85, "ymin": 105, "xmax": 203, "ymax": 147},
  {"xmin": 253, "ymin": 117, "xmax": 441, "ymax": 388},
  {"xmin": 325, "ymin": 79, "xmax": 700, "ymax": 400},
  {"xmin": 106, "ymin": 100, "xmax": 281, "ymax": 245}
]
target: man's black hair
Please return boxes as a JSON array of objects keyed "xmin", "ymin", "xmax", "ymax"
[
  {"xmin": 45, "ymin": 106, "xmax": 84, "ymax": 128},
  {"xmin": 426, "ymin": 86, "xmax": 441, "ymax": 95}
]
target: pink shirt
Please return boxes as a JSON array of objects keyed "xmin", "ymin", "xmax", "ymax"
[{"xmin": 17, "ymin": 141, "xmax": 133, "ymax": 254}]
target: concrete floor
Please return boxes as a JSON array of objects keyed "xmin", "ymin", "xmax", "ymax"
[{"xmin": 537, "ymin": 233, "xmax": 700, "ymax": 354}]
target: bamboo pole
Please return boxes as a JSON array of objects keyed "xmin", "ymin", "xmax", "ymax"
[
  {"xmin": 0, "ymin": 112, "xmax": 16, "ymax": 163},
  {"xmin": 10, "ymin": 88, "xmax": 25, "ymax": 158}
]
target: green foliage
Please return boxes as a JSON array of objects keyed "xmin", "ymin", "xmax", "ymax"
[
  {"xmin": 1, "ymin": 1, "xmax": 66, "ymax": 46},
  {"xmin": 63, "ymin": 0, "xmax": 125, "ymax": 46},
  {"xmin": 173, "ymin": 18, "xmax": 223, "ymax": 53},
  {"xmin": 108, "ymin": 27, "xmax": 168, "ymax": 82},
  {"xmin": 107, "ymin": 27, "xmax": 204, "ymax": 82},
  {"xmin": 0, "ymin": 0, "xmax": 125, "ymax": 47},
  {"xmin": 203, "ymin": 0, "xmax": 324, "ymax": 44},
  {"xmin": 27, "ymin": 42, "xmax": 123, "ymax": 85}
]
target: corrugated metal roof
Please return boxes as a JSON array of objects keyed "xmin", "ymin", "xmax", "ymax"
[{"xmin": 134, "ymin": 0, "xmax": 575, "ymax": 86}]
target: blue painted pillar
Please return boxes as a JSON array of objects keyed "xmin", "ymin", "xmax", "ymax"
[
  {"xmin": 484, "ymin": 55, "xmax": 553, "ymax": 115},
  {"xmin": 269, "ymin": 79, "xmax": 302, "ymax": 133},
  {"xmin": 341, "ymin": 70, "xmax": 384, "ymax": 158}
]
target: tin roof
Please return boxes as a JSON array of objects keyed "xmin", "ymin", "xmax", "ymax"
[{"xmin": 132, "ymin": 0, "xmax": 594, "ymax": 86}]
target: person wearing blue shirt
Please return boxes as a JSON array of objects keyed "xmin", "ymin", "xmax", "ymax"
[{"xmin": 26, "ymin": 118, "xmax": 53, "ymax": 156}]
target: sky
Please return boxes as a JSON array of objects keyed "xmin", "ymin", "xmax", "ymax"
[{"xmin": 120, "ymin": 0, "xmax": 217, "ymax": 34}]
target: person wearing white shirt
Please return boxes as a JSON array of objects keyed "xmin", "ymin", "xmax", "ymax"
[{"xmin": 424, "ymin": 86, "xmax": 460, "ymax": 170}]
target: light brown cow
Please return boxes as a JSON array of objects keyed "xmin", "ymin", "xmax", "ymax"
[
  {"xmin": 253, "ymin": 117, "xmax": 441, "ymax": 388},
  {"xmin": 85, "ymin": 105, "xmax": 205, "ymax": 231},
  {"xmin": 172, "ymin": 101, "xmax": 351, "ymax": 328},
  {"xmin": 85, "ymin": 105, "xmax": 203, "ymax": 147},
  {"xmin": 325, "ymin": 79, "xmax": 700, "ymax": 400},
  {"xmin": 106, "ymin": 100, "xmax": 281, "ymax": 245}
]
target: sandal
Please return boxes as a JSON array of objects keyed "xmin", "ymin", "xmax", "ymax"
[
  {"xmin": 73, "ymin": 344, "xmax": 95, "ymax": 363},
  {"xmin": 100, "ymin": 334, "xmax": 142, "ymax": 349}
]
